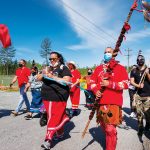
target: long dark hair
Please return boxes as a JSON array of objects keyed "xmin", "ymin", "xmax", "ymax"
[{"xmin": 50, "ymin": 51, "xmax": 65, "ymax": 65}]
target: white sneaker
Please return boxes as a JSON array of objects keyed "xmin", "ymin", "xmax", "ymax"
[
  {"xmin": 118, "ymin": 121, "xmax": 131, "ymax": 130},
  {"xmin": 41, "ymin": 140, "xmax": 51, "ymax": 149},
  {"xmin": 129, "ymin": 112, "xmax": 136, "ymax": 118}
]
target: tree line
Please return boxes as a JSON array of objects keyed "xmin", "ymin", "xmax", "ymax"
[
  {"xmin": 0, "ymin": 38, "xmax": 51, "ymax": 75},
  {"xmin": 0, "ymin": 38, "xmax": 93, "ymax": 75}
]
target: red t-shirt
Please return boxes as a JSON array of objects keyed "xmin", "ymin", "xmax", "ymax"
[
  {"xmin": 16, "ymin": 67, "xmax": 31, "ymax": 87},
  {"xmin": 90, "ymin": 63, "xmax": 129, "ymax": 106},
  {"xmin": 71, "ymin": 69, "xmax": 81, "ymax": 83},
  {"xmin": 70, "ymin": 69, "xmax": 81, "ymax": 92}
]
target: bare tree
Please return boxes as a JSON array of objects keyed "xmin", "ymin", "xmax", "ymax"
[{"xmin": 40, "ymin": 38, "xmax": 51, "ymax": 65}]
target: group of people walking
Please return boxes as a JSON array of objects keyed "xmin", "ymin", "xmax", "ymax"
[
  {"xmin": 9, "ymin": 48, "xmax": 150, "ymax": 150},
  {"xmin": 10, "ymin": 60, "xmax": 43, "ymax": 119}
]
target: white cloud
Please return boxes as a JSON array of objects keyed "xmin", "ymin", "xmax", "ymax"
[
  {"xmin": 60, "ymin": 0, "xmax": 150, "ymax": 54},
  {"xmin": 56, "ymin": 0, "xmax": 150, "ymax": 67},
  {"xmin": 126, "ymin": 28, "xmax": 150, "ymax": 42},
  {"xmin": 60, "ymin": 0, "xmax": 116, "ymax": 51}
]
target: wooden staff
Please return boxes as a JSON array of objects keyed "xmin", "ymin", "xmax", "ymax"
[
  {"xmin": 82, "ymin": 0, "xmax": 138, "ymax": 139},
  {"xmin": 82, "ymin": 87, "xmax": 105, "ymax": 138},
  {"xmin": 113, "ymin": 0, "xmax": 138, "ymax": 57}
]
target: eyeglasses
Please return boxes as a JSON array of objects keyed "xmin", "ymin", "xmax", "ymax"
[{"xmin": 49, "ymin": 58, "xmax": 58, "ymax": 61}]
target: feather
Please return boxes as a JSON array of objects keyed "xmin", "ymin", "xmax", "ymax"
[
  {"xmin": 143, "ymin": 10, "xmax": 150, "ymax": 22},
  {"xmin": 142, "ymin": 0, "xmax": 150, "ymax": 11}
]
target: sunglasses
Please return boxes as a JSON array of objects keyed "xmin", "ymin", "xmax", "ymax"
[
  {"xmin": 49, "ymin": 58, "xmax": 58, "ymax": 61},
  {"xmin": 137, "ymin": 58, "xmax": 144, "ymax": 61}
]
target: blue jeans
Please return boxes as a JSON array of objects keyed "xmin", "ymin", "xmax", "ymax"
[
  {"xmin": 30, "ymin": 89, "xmax": 42, "ymax": 113},
  {"xmin": 15, "ymin": 84, "xmax": 30, "ymax": 112}
]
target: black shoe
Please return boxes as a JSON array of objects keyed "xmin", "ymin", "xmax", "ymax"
[
  {"xmin": 138, "ymin": 134, "xmax": 143, "ymax": 143},
  {"xmin": 66, "ymin": 109, "xmax": 74, "ymax": 119},
  {"xmin": 84, "ymin": 104, "xmax": 88, "ymax": 108},
  {"xmin": 68, "ymin": 110, "xmax": 74, "ymax": 119},
  {"xmin": 72, "ymin": 109, "xmax": 78, "ymax": 116},
  {"xmin": 40, "ymin": 112, "xmax": 47, "ymax": 127},
  {"xmin": 66, "ymin": 108, "xmax": 70, "ymax": 116},
  {"xmin": 138, "ymin": 127, "xmax": 144, "ymax": 136},
  {"xmin": 24, "ymin": 115, "xmax": 32, "ymax": 120},
  {"xmin": 137, "ymin": 127, "xmax": 143, "ymax": 143},
  {"xmin": 88, "ymin": 106, "xmax": 92, "ymax": 110}
]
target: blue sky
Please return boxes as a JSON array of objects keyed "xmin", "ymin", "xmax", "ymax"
[{"xmin": 0, "ymin": 0, "xmax": 150, "ymax": 67}]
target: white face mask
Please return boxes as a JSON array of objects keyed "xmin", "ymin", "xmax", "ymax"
[{"xmin": 51, "ymin": 62, "xmax": 59, "ymax": 67}]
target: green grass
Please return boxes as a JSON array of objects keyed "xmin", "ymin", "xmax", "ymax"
[{"xmin": 0, "ymin": 75, "xmax": 17, "ymax": 86}]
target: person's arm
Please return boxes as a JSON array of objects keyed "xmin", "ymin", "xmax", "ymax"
[
  {"xmin": 36, "ymin": 74, "xmax": 43, "ymax": 81},
  {"xmin": 145, "ymin": 68, "xmax": 150, "ymax": 81},
  {"xmin": 70, "ymin": 70, "xmax": 81, "ymax": 88},
  {"xmin": 102, "ymin": 66, "xmax": 129, "ymax": 91},
  {"xmin": 44, "ymin": 65, "xmax": 72, "ymax": 85},
  {"xmin": 130, "ymin": 77, "xmax": 143, "ymax": 88},
  {"xmin": 24, "ymin": 82, "xmax": 31, "ymax": 93},
  {"xmin": 90, "ymin": 67, "xmax": 102, "ymax": 99},
  {"xmin": 70, "ymin": 79, "xmax": 80, "ymax": 88},
  {"xmin": 24, "ymin": 75, "xmax": 32, "ymax": 92},
  {"xmin": 10, "ymin": 76, "xmax": 17, "ymax": 87},
  {"xmin": 27, "ymin": 68, "xmax": 31, "ymax": 80},
  {"xmin": 47, "ymin": 73, "xmax": 71, "ymax": 84},
  {"xmin": 103, "ymin": 79, "xmax": 129, "ymax": 90}
]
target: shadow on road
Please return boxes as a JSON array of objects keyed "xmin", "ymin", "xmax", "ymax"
[
  {"xmin": 143, "ymin": 131, "xmax": 150, "ymax": 150},
  {"xmin": 144, "ymin": 131, "xmax": 150, "ymax": 140},
  {"xmin": 32, "ymin": 113, "xmax": 41, "ymax": 118},
  {"xmin": 123, "ymin": 114, "xmax": 138, "ymax": 131},
  {"xmin": 66, "ymin": 108, "xmax": 81, "ymax": 118},
  {"xmin": 0, "ymin": 109, "xmax": 13, "ymax": 118},
  {"xmin": 123, "ymin": 107, "xmax": 131, "ymax": 115},
  {"xmin": 82, "ymin": 126, "xmax": 105, "ymax": 150},
  {"xmin": 123, "ymin": 107, "xmax": 138, "ymax": 131},
  {"xmin": 51, "ymin": 121, "xmax": 75, "ymax": 148}
]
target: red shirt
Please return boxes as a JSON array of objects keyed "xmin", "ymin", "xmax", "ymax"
[
  {"xmin": 90, "ymin": 63, "xmax": 129, "ymax": 106},
  {"xmin": 70, "ymin": 69, "xmax": 81, "ymax": 92},
  {"xmin": 16, "ymin": 67, "xmax": 31, "ymax": 87},
  {"xmin": 71, "ymin": 69, "xmax": 81, "ymax": 83}
]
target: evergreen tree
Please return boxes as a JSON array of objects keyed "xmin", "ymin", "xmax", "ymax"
[{"xmin": 0, "ymin": 46, "xmax": 16, "ymax": 75}]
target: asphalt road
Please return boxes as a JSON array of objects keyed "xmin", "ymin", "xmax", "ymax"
[{"xmin": 0, "ymin": 90, "xmax": 150, "ymax": 150}]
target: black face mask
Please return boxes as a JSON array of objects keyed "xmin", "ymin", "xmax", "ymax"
[
  {"xmin": 32, "ymin": 72, "xmax": 36, "ymax": 76},
  {"xmin": 88, "ymin": 71, "xmax": 92, "ymax": 75},
  {"xmin": 137, "ymin": 59, "xmax": 145, "ymax": 66},
  {"xmin": 18, "ymin": 64, "xmax": 23, "ymax": 67}
]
